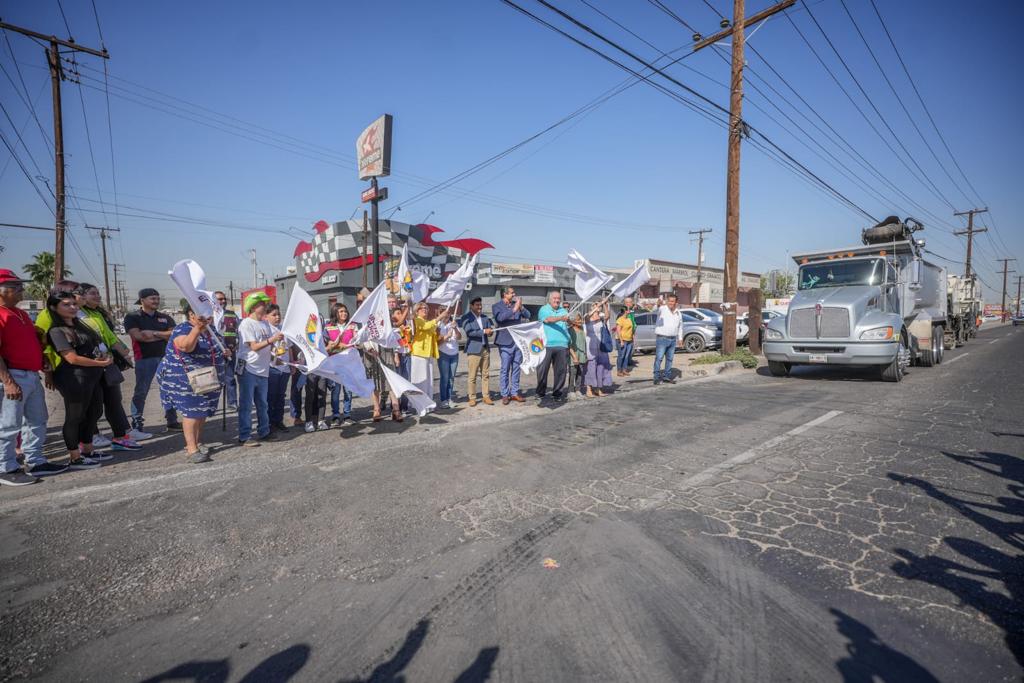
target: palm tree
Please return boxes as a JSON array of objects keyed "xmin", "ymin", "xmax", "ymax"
[{"xmin": 23, "ymin": 252, "xmax": 71, "ymax": 300}]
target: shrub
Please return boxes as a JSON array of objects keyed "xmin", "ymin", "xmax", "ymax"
[{"xmin": 689, "ymin": 348, "xmax": 759, "ymax": 369}]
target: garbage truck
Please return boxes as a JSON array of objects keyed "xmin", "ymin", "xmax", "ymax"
[{"xmin": 763, "ymin": 216, "xmax": 947, "ymax": 382}]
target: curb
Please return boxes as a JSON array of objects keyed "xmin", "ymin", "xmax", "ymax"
[{"xmin": 681, "ymin": 360, "xmax": 745, "ymax": 378}]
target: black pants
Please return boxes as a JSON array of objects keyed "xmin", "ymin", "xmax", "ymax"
[
  {"xmin": 54, "ymin": 366, "xmax": 104, "ymax": 451},
  {"xmin": 304, "ymin": 375, "xmax": 329, "ymax": 425},
  {"xmin": 536, "ymin": 347, "xmax": 568, "ymax": 397},
  {"xmin": 95, "ymin": 375, "xmax": 130, "ymax": 438}
]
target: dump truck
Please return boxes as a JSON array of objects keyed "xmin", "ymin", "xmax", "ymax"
[
  {"xmin": 945, "ymin": 273, "xmax": 981, "ymax": 348},
  {"xmin": 763, "ymin": 216, "xmax": 947, "ymax": 382}
]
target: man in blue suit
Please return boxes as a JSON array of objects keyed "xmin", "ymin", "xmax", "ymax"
[
  {"xmin": 459, "ymin": 297, "xmax": 495, "ymax": 406},
  {"xmin": 492, "ymin": 286, "xmax": 531, "ymax": 405}
]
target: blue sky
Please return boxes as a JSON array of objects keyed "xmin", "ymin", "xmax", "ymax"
[{"xmin": 1, "ymin": 0, "xmax": 1021, "ymax": 302}]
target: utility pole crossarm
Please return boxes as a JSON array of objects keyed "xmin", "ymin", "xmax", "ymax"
[
  {"xmin": 0, "ymin": 20, "xmax": 109, "ymax": 57},
  {"xmin": 692, "ymin": 0, "xmax": 795, "ymax": 51}
]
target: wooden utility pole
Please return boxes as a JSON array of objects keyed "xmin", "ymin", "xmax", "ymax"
[
  {"xmin": 111, "ymin": 263, "xmax": 125, "ymax": 313},
  {"xmin": 997, "ymin": 258, "xmax": 1016, "ymax": 323},
  {"xmin": 0, "ymin": 21, "xmax": 109, "ymax": 283},
  {"xmin": 692, "ymin": 0, "xmax": 794, "ymax": 353},
  {"xmin": 229, "ymin": 281, "xmax": 235, "ymax": 309},
  {"xmin": 1015, "ymin": 275, "xmax": 1023, "ymax": 318},
  {"xmin": 689, "ymin": 228, "xmax": 712, "ymax": 307},
  {"xmin": 85, "ymin": 225, "xmax": 119, "ymax": 308},
  {"xmin": 953, "ymin": 208, "xmax": 988, "ymax": 278}
]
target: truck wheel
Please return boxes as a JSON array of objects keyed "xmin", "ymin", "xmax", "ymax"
[
  {"xmin": 881, "ymin": 335, "xmax": 908, "ymax": 382},
  {"xmin": 919, "ymin": 326, "xmax": 944, "ymax": 367},
  {"xmin": 683, "ymin": 333, "xmax": 706, "ymax": 353},
  {"xmin": 768, "ymin": 360, "xmax": 790, "ymax": 377}
]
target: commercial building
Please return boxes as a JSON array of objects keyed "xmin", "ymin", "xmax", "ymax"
[{"xmin": 615, "ymin": 258, "xmax": 761, "ymax": 314}]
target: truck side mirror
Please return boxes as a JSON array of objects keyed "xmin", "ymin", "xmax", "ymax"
[{"xmin": 909, "ymin": 258, "xmax": 922, "ymax": 290}]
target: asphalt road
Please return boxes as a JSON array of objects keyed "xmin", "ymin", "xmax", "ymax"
[{"xmin": 1, "ymin": 323, "xmax": 1021, "ymax": 682}]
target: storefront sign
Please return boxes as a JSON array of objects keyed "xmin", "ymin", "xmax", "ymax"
[
  {"xmin": 357, "ymin": 114, "xmax": 393, "ymax": 180},
  {"xmin": 533, "ymin": 265, "xmax": 555, "ymax": 284},
  {"xmin": 491, "ymin": 263, "xmax": 535, "ymax": 277}
]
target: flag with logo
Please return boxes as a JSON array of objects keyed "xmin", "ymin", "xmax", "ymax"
[
  {"xmin": 567, "ymin": 248, "xmax": 612, "ymax": 302},
  {"xmin": 426, "ymin": 254, "xmax": 477, "ymax": 306},
  {"xmin": 379, "ymin": 359, "xmax": 436, "ymax": 416},
  {"xmin": 395, "ymin": 243, "xmax": 430, "ymax": 303},
  {"xmin": 609, "ymin": 262, "xmax": 652, "ymax": 300},
  {"xmin": 350, "ymin": 279, "xmax": 394, "ymax": 346},
  {"xmin": 168, "ymin": 259, "xmax": 223, "ymax": 329},
  {"xmin": 505, "ymin": 321, "xmax": 547, "ymax": 375}
]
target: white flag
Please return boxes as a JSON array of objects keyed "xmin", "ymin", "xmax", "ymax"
[
  {"xmin": 350, "ymin": 280, "xmax": 394, "ymax": 346},
  {"xmin": 426, "ymin": 254, "xmax": 477, "ymax": 306},
  {"xmin": 567, "ymin": 248, "xmax": 612, "ymax": 302},
  {"xmin": 168, "ymin": 259, "xmax": 223, "ymax": 329},
  {"xmin": 506, "ymin": 321, "xmax": 547, "ymax": 375},
  {"xmin": 609, "ymin": 262, "xmax": 652, "ymax": 300},
  {"xmin": 379, "ymin": 359, "xmax": 436, "ymax": 416},
  {"xmin": 315, "ymin": 349, "xmax": 374, "ymax": 398},
  {"xmin": 281, "ymin": 281, "xmax": 327, "ymax": 369},
  {"xmin": 396, "ymin": 243, "xmax": 430, "ymax": 303}
]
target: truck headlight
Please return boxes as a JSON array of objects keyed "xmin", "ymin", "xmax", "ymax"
[
  {"xmin": 765, "ymin": 327, "xmax": 783, "ymax": 340},
  {"xmin": 859, "ymin": 326, "xmax": 894, "ymax": 341}
]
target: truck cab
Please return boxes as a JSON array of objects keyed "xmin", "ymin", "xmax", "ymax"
[{"xmin": 763, "ymin": 217, "xmax": 947, "ymax": 382}]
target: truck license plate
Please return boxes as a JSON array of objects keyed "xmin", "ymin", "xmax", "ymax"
[{"xmin": 808, "ymin": 354, "xmax": 828, "ymax": 363}]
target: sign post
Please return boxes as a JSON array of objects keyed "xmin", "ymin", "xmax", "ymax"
[{"xmin": 357, "ymin": 114, "xmax": 393, "ymax": 287}]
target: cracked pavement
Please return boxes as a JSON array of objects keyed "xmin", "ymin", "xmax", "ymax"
[{"xmin": 1, "ymin": 323, "xmax": 1021, "ymax": 681}]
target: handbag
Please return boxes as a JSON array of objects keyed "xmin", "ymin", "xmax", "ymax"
[
  {"xmin": 173, "ymin": 334, "xmax": 222, "ymax": 395},
  {"xmin": 599, "ymin": 323, "xmax": 614, "ymax": 353}
]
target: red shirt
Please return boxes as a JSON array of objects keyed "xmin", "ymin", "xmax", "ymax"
[{"xmin": 0, "ymin": 306, "xmax": 44, "ymax": 372}]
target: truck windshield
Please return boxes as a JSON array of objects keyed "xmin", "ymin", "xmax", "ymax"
[{"xmin": 798, "ymin": 259, "xmax": 883, "ymax": 290}]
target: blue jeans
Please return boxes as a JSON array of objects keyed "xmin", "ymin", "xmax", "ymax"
[
  {"xmin": 329, "ymin": 381, "xmax": 352, "ymax": 417},
  {"xmin": 617, "ymin": 340, "xmax": 634, "ymax": 373},
  {"xmin": 290, "ymin": 372, "xmax": 306, "ymax": 420},
  {"xmin": 497, "ymin": 344, "xmax": 523, "ymax": 397},
  {"xmin": 268, "ymin": 368, "xmax": 289, "ymax": 426},
  {"xmin": 653, "ymin": 336, "xmax": 676, "ymax": 380},
  {"xmin": 237, "ymin": 370, "xmax": 270, "ymax": 441},
  {"xmin": 438, "ymin": 352, "xmax": 459, "ymax": 403},
  {"xmin": 131, "ymin": 356, "xmax": 176, "ymax": 428},
  {"xmin": 397, "ymin": 353, "xmax": 411, "ymax": 412},
  {"xmin": 0, "ymin": 369, "xmax": 48, "ymax": 471}
]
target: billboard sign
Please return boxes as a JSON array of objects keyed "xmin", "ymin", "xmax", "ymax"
[
  {"xmin": 491, "ymin": 263, "xmax": 535, "ymax": 277},
  {"xmin": 357, "ymin": 114, "xmax": 393, "ymax": 180},
  {"xmin": 533, "ymin": 265, "xmax": 555, "ymax": 284}
]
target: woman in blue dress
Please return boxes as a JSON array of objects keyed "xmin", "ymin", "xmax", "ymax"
[
  {"xmin": 158, "ymin": 305, "xmax": 226, "ymax": 463},
  {"xmin": 584, "ymin": 300, "xmax": 613, "ymax": 397}
]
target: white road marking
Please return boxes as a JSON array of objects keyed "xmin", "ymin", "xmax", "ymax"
[
  {"xmin": 683, "ymin": 409, "xmax": 843, "ymax": 487},
  {"xmin": 944, "ymin": 353, "xmax": 970, "ymax": 365},
  {"xmin": 990, "ymin": 338, "xmax": 1001, "ymax": 344}
]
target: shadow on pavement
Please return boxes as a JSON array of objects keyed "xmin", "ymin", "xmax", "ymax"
[
  {"xmin": 831, "ymin": 608, "xmax": 939, "ymax": 682},
  {"xmin": 341, "ymin": 619, "xmax": 499, "ymax": 683},
  {"xmin": 139, "ymin": 643, "xmax": 310, "ymax": 683},
  {"xmin": 888, "ymin": 450, "xmax": 1024, "ymax": 668},
  {"xmin": 754, "ymin": 365, "xmax": 882, "ymax": 382}
]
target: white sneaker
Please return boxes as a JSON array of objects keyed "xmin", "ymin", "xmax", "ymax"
[
  {"xmin": 91, "ymin": 434, "xmax": 112, "ymax": 448},
  {"xmin": 304, "ymin": 422, "xmax": 316, "ymax": 433},
  {"xmin": 317, "ymin": 420, "xmax": 330, "ymax": 431},
  {"xmin": 128, "ymin": 428, "xmax": 153, "ymax": 441}
]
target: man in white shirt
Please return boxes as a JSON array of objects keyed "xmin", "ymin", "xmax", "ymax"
[
  {"xmin": 237, "ymin": 292, "xmax": 283, "ymax": 446},
  {"xmin": 654, "ymin": 293, "xmax": 684, "ymax": 385}
]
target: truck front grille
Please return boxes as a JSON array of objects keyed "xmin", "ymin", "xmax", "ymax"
[{"xmin": 788, "ymin": 307, "xmax": 851, "ymax": 338}]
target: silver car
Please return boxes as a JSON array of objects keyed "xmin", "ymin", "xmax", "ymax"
[{"xmin": 631, "ymin": 311, "xmax": 722, "ymax": 353}]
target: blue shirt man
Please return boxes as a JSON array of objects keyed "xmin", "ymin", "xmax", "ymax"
[
  {"xmin": 535, "ymin": 291, "xmax": 571, "ymax": 400},
  {"xmin": 492, "ymin": 287, "xmax": 532, "ymax": 403}
]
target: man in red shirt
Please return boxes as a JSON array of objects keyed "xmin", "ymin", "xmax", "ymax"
[{"xmin": 0, "ymin": 269, "xmax": 66, "ymax": 485}]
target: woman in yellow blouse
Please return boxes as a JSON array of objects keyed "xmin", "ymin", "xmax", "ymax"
[{"xmin": 410, "ymin": 301, "xmax": 451, "ymax": 404}]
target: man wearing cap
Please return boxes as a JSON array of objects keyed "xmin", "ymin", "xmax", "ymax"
[
  {"xmin": 236, "ymin": 291, "xmax": 283, "ymax": 447},
  {"xmin": 124, "ymin": 288, "xmax": 180, "ymax": 433},
  {"xmin": 214, "ymin": 291, "xmax": 239, "ymax": 410},
  {"xmin": 0, "ymin": 270, "xmax": 65, "ymax": 485}
]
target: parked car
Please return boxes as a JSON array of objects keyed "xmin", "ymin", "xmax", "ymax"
[
  {"xmin": 683, "ymin": 307, "xmax": 749, "ymax": 342},
  {"xmin": 739, "ymin": 309, "xmax": 784, "ymax": 338},
  {"xmin": 632, "ymin": 311, "xmax": 722, "ymax": 353}
]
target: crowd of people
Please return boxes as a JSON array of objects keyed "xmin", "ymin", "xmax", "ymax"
[{"xmin": 0, "ymin": 266, "xmax": 690, "ymax": 485}]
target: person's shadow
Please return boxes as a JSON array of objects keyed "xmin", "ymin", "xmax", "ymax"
[
  {"xmin": 140, "ymin": 643, "xmax": 310, "ymax": 683},
  {"xmin": 831, "ymin": 608, "xmax": 939, "ymax": 682}
]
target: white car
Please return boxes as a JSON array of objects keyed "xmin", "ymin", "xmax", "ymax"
[{"xmin": 683, "ymin": 307, "xmax": 749, "ymax": 342}]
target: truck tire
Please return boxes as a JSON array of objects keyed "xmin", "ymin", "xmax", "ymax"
[
  {"xmin": 768, "ymin": 360, "xmax": 790, "ymax": 377},
  {"xmin": 919, "ymin": 326, "xmax": 944, "ymax": 367},
  {"xmin": 683, "ymin": 333, "xmax": 706, "ymax": 353},
  {"xmin": 881, "ymin": 335, "xmax": 908, "ymax": 382}
]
